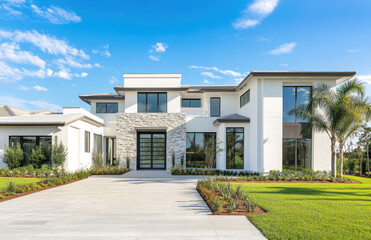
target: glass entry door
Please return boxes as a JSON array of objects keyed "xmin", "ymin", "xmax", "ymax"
[{"xmin": 137, "ymin": 132, "xmax": 166, "ymax": 169}]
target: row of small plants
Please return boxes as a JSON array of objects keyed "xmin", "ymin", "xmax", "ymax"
[
  {"xmin": 0, "ymin": 165, "xmax": 130, "ymax": 178},
  {"xmin": 197, "ymin": 178, "xmax": 260, "ymax": 214},
  {"xmin": 214, "ymin": 170, "xmax": 354, "ymax": 182},
  {"xmin": 0, "ymin": 170, "xmax": 91, "ymax": 199},
  {"xmin": 171, "ymin": 166, "xmax": 259, "ymax": 176}
]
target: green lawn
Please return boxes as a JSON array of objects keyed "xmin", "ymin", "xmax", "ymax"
[
  {"xmin": 0, "ymin": 177, "xmax": 41, "ymax": 190},
  {"xmin": 233, "ymin": 176, "xmax": 371, "ymax": 240}
]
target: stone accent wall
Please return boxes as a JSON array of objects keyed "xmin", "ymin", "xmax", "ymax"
[{"xmin": 116, "ymin": 113, "xmax": 186, "ymax": 170}]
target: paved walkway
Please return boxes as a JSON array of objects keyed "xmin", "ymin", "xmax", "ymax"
[{"xmin": 0, "ymin": 171, "xmax": 266, "ymax": 240}]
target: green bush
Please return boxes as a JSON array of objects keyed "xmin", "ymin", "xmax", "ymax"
[
  {"xmin": 171, "ymin": 166, "xmax": 258, "ymax": 176},
  {"xmin": 52, "ymin": 136, "xmax": 67, "ymax": 168},
  {"xmin": 29, "ymin": 147, "xmax": 47, "ymax": 169},
  {"xmin": 3, "ymin": 144, "xmax": 24, "ymax": 169}
]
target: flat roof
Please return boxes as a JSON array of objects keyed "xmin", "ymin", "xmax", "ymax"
[{"xmin": 79, "ymin": 94, "xmax": 124, "ymax": 104}]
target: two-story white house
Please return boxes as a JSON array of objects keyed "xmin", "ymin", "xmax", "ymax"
[
  {"xmin": 0, "ymin": 71, "xmax": 356, "ymax": 172},
  {"xmin": 77, "ymin": 71, "xmax": 355, "ymax": 172}
]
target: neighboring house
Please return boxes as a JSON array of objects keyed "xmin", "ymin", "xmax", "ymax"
[
  {"xmin": 0, "ymin": 105, "xmax": 52, "ymax": 117},
  {"xmin": 0, "ymin": 108, "xmax": 104, "ymax": 171},
  {"xmin": 0, "ymin": 71, "xmax": 356, "ymax": 173}
]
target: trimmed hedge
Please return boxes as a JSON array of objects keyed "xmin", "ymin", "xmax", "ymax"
[{"xmin": 171, "ymin": 166, "xmax": 258, "ymax": 176}]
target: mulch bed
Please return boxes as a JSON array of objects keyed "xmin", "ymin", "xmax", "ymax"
[
  {"xmin": 0, "ymin": 178, "xmax": 87, "ymax": 203},
  {"xmin": 197, "ymin": 186, "xmax": 266, "ymax": 216}
]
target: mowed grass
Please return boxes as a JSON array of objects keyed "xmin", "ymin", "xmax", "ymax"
[
  {"xmin": 233, "ymin": 176, "xmax": 371, "ymax": 240},
  {"xmin": 0, "ymin": 177, "xmax": 41, "ymax": 190}
]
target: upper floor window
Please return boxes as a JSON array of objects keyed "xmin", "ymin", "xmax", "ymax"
[
  {"xmin": 240, "ymin": 89, "xmax": 250, "ymax": 108},
  {"xmin": 283, "ymin": 86, "xmax": 311, "ymax": 123},
  {"xmin": 182, "ymin": 99, "xmax": 201, "ymax": 108},
  {"xmin": 138, "ymin": 92, "xmax": 167, "ymax": 113},
  {"xmin": 210, "ymin": 97, "xmax": 220, "ymax": 117},
  {"xmin": 96, "ymin": 103, "xmax": 118, "ymax": 113}
]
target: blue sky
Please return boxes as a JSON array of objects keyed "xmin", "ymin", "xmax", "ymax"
[{"xmin": 0, "ymin": 0, "xmax": 370, "ymax": 111}]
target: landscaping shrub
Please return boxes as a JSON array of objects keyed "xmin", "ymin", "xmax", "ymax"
[
  {"xmin": 92, "ymin": 151, "xmax": 103, "ymax": 168},
  {"xmin": 171, "ymin": 166, "xmax": 258, "ymax": 176},
  {"xmin": 3, "ymin": 144, "xmax": 24, "ymax": 169},
  {"xmin": 29, "ymin": 146, "xmax": 47, "ymax": 169},
  {"xmin": 89, "ymin": 166, "xmax": 129, "ymax": 175},
  {"xmin": 52, "ymin": 136, "xmax": 67, "ymax": 168}
]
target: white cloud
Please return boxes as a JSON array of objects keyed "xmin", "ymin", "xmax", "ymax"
[
  {"xmin": 150, "ymin": 42, "xmax": 168, "ymax": 53},
  {"xmin": 0, "ymin": 61, "xmax": 23, "ymax": 82},
  {"xmin": 74, "ymin": 72, "xmax": 88, "ymax": 78},
  {"xmin": 268, "ymin": 42, "xmax": 297, "ymax": 55},
  {"xmin": 0, "ymin": 29, "xmax": 89, "ymax": 59},
  {"xmin": 0, "ymin": 95, "xmax": 61, "ymax": 112},
  {"xmin": 1, "ymin": 3, "xmax": 22, "ymax": 15},
  {"xmin": 249, "ymin": 0, "xmax": 279, "ymax": 15},
  {"xmin": 201, "ymin": 72, "xmax": 221, "ymax": 79},
  {"xmin": 258, "ymin": 36, "xmax": 270, "ymax": 42},
  {"xmin": 233, "ymin": 19, "xmax": 259, "ymax": 29},
  {"xmin": 19, "ymin": 85, "xmax": 47, "ymax": 91},
  {"xmin": 190, "ymin": 65, "xmax": 242, "ymax": 77},
  {"xmin": 203, "ymin": 79, "xmax": 211, "ymax": 84},
  {"xmin": 94, "ymin": 63, "xmax": 101, "ymax": 67},
  {"xmin": 53, "ymin": 69, "xmax": 72, "ymax": 80},
  {"xmin": 4, "ymin": 0, "xmax": 26, "ymax": 5},
  {"xmin": 280, "ymin": 63, "xmax": 288, "ymax": 66},
  {"xmin": 102, "ymin": 50, "xmax": 111, "ymax": 57},
  {"xmin": 233, "ymin": 0, "xmax": 279, "ymax": 30},
  {"xmin": 149, "ymin": 55, "xmax": 160, "ymax": 61},
  {"xmin": 356, "ymin": 75, "xmax": 371, "ymax": 85},
  {"xmin": 92, "ymin": 44, "xmax": 111, "ymax": 57},
  {"xmin": 55, "ymin": 57, "xmax": 92, "ymax": 68},
  {"xmin": 0, "ymin": 42, "xmax": 45, "ymax": 68},
  {"xmin": 31, "ymin": 4, "xmax": 81, "ymax": 24},
  {"xmin": 109, "ymin": 76, "xmax": 119, "ymax": 85}
]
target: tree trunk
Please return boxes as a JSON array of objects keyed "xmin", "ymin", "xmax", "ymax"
[
  {"xmin": 339, "ymin": 142, "xmax": 344, "ymax": 178},
  {"xmin": 360, "ymin": 155, "xmax": 363, "ymax": 176},
  {"xmin": 331, "ymin": 138, "xmax": 337, "ymax": 178}
]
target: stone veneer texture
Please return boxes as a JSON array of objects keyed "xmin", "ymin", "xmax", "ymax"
[{"xmin": 116, "ymin": 113, "xmax": 186, "ymax": 170}]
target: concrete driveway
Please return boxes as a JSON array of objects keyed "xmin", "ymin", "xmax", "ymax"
[{"xmin": 0, "ymin": 171, "xmax": 266, "ymax": 240}]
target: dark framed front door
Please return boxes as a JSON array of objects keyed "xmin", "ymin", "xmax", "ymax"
[{"xmin": 137, "ymin": 132, "xmax": 166, "ymax": 170}]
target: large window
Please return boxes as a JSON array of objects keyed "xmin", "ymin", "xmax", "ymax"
[
  {"xmin": 210, "ymin": 97, "xmax": 220, "ymax": 117},
  {"xmin": 94, "ymin": 134, "xmax": 102, "ymax": 154},
  {"xmin": 9, "ymin": 136, "xmax": 52, "ymax": 165},
  {"xmin": 182, "ymin": 99, "xmax": 201, "ymax": 108},
  {"xmin": 138, "ymin": 93, "xmax": 167, "ymax": 113},
  {"xmin": 96, "ymin": 103, "xmax": 118, "ymax": 113},
  {"xmin": 283, "ymin": 138, "xmax": 312, "ymax": 170},
  {"xmin": 85, "ymin": 131, "xmax": 90, "ymax": 152},
  {"xmin": 240, "ymin": 89, "xmax": 250, "ymax": 107},
  {"xmin": 283, "ymin": 86, "xmax": 311, "ymax": 122},
  {"xmin": 186, "ymin": 132, "xmax": 216, "ymax": 168},
  {"xmin": 226, "ymin": 128, "xmax": 244, "ymax": 169}
]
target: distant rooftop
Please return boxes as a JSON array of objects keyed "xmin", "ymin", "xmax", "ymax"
[{"xmin": 0, "ymin": 105, "xmax": 52, "ymax": 117}]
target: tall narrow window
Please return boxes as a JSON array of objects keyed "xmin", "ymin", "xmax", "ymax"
[
  {"xmin": 226, "ymin": 128, "xmax": 244, "ymax": 169},
  {"xmin": 137, "ymin": 93, "xmax": 167, "ymax": 113},
  {"xmin": 283, "ymin": 86, "xmax": 311, "ymax": 122},
  {"xmin": 240, "ymin": 90, "xmax": 250, "ymax": 107},
  {"xmin": 94, "ymin": 134, "xmax": 102, "ymax": 153},
  {"xmin": 210, "ymin": 97, "xmax": 220, "ymax": 117},
  {"xmin": 85, "ymin": 131, "xmax": 90, "ymax": 152}
]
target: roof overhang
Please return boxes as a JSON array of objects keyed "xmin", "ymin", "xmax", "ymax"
[{"xmin": 79, "ymin": 95, "xmax": 125, "ymax": 105}]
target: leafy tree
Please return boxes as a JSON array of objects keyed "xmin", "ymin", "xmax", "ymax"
[
  {"xmin": 29, "ymin": 146, "xmax": 47, "ymax": 169},
  {"xmin": 52, "ymin": 136, "xmax": 68, "ymax": 168},
  {"xmin": 3, "ymin": 143, "xmax": 23, "ymax": 169},
  {"xmin": 289, "ymin": 78, "xmax": 370, "ymax": 177},
  {"xmin": 358, "ymin": 124, "xmax": 371, "ymax": 175}
]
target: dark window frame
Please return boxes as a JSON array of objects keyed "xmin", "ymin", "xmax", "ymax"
[
  {"xmin": 282, "ymin": 138, "xmax": 312, "ymax": 171},
  {"xmin": 182, "ymin": 98, "xmax": 201, "ymax": 108},
  {"xmin": 283, "ymin": 86, "xmax": 312, "ymax": 123},
  {"xmin": 85, "ymin": 131, "xmax": 90, "ymax": 153},
  {"xmin": 96, "ymin": 102, "xmax": 118, "ymax": 114},
  {"xmin": 210, "ymin": 97, "xmax": 221, "ymax": 117},
  {"xmin": 137, "ymin": 92, "xmax": 167, "ymax": 113},
  {"xmin": 240, "ymin": 89, "xmax": 250, "ymax": 108},
  {"xmin": 137, "ymin": 132, "xmax": 167, "ymax": 170},
  {"xmin": 94, "ymin": 134, "xmax": 103, "ymax": 154},
  {"xmin": 226, "ymin": 127, "xmax": 244, "ymax": 169},
  {"xmin": 186, "ymin": 132, "xmax": 217, "ymax": 168},
  {"xmin": 9, "ymin": 136, "xmax": 52, "ymax": 165}
]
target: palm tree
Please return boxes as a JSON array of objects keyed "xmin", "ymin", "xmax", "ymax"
[{"xmin": 289, "ymin": 79, "xmax": 369, "ymax": 177}]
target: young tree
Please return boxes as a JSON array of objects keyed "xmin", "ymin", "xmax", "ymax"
[
  {"xmin": 358, "ymin": 124, "xmax": 371, "ymax": 175},
  {"xmin": 3, "ymin": 144, "xmax": 24, "ymax": 169},
  {"xmin": 198, "ymin": 137, "xmax": 223, "ymax": 169},
  {"xmin": 52, "ymin": 136, "xmax": 68, "ymax": 168},
  {"xmin": 289, "ymin": 79, "xmax": 369, "ymax": 177}
]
